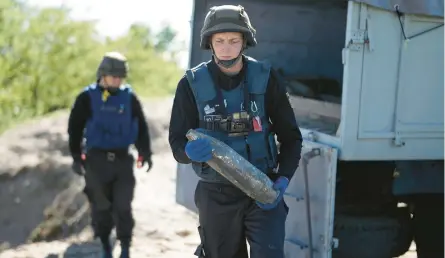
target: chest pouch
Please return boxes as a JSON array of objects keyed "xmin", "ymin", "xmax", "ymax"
[{"xmin": 200, "ymin": 111, "xmax": 253, "ymax": 137}]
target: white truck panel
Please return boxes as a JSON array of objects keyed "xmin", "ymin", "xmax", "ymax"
[{"xmin": 338, "ymin": 2, "xmax": 444, "ymax": 160}]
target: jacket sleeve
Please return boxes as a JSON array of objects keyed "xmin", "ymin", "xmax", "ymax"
[
  {"xmin": 266, "ymin": 69, "xmax": 303, "ymax": 181},
  {"xmin": 168, "ymin": 76, "xmax": 199, "ymax": 164},
  {"xmin": 67, "ymin": 91, "xmax": 90, "ymax": 161},
  {"xmin": 131, "ymin": 93, "xmax": 152, "ymax": 158}
]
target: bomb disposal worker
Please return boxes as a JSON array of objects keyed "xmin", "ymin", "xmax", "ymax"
[
  {"xmin": 68, "ymin": 52, "xmax": 153, "ymax": 258},
  {"xmin": 169, "ymin": 5, "xmax": 303, "ymax": 258}
]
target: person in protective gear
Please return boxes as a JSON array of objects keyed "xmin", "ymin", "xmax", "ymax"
[
  {"xmin": 68, "ymin": 51, "xmax": 153, "ymax": 258},
  {"xmin": 169, "ymin": 5, "xmax": 303, "ymax": 258}
]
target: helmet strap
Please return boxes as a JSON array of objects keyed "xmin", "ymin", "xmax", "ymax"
[
  {"xmin": 215, "ymin": 54, "xmax": 242, "ymax": 69},
  {"xmin": 98, "ymin": 77, "xmax": 120, "ymax": 93},
  {"xmin": 211, "ymin": 41, "xmax": 246, "ymax": 69}
]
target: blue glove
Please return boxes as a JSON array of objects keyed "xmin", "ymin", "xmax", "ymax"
[
  {"xmin": 185, "ymin": 138, "xmax": 212, "ymax": 162},
  {"xmin": 256, "ymin": 176, "xmax": 289, "ymax": 210}
]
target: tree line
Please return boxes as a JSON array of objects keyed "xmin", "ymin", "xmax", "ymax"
[{"xmin": 0, "ymin": 0, "xmax": 184, "ymax": 132}]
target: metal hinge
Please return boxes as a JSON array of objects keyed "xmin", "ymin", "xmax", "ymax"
[
  {"xmin": 332, "ymin": 238, "xmax": 339, "ymax": 249},
  {"xmin": 347, "ymin": 30, "xmax": 369, "ymax": 51},
  {"xmin": 393, "ymin": 132, "xmax": 406, "ymax": 147},
  {"xmin": 323, "ymin": 237, "xmax": 340, "ymax": 252}
]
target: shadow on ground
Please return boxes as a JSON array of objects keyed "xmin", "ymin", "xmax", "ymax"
[
  {"xmin": 44, "ymin": 236, "xmax": 117, "ymax": 258},
  {"xmin": 0, "ymin": 121, "xmax": 91, "ymax": 249},
  {"xmin": 0, "ymin": 161, "xmax": 91, "ymax": 249}
]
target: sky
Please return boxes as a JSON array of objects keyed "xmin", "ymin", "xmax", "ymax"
[{"xmin": 26, "ymin": 0, "xmax": 194, "ymax": 68}]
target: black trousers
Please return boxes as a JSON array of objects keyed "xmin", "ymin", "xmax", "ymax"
[
  {"xmin": 83, "ymin": 149, "xmax": 136, "ymax": 243},
  {"xmin": 194, "ymin": 181, "xmax": 288, "ymax": 258}
]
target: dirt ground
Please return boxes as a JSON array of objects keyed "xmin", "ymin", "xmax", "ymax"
[
  {"xmin": 0, "ymin": 98, "xmax": 201, "ymax": 258},
  {"xmin": 0, "ymin": 97, "xmax": 418, "ymax": 258}
]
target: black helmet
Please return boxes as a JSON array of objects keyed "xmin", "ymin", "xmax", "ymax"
[
  {"xmin": 200, "ymin": 5, "xmax": 257, "ymax": 50},
  {"xmin": 96, "ymin": 52, "xmax": 128, "ymax": 79}
]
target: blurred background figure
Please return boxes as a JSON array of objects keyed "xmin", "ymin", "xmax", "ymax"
[{"xmin": 68, "ymin": 51, "xmax": 153, "ymax": 258}]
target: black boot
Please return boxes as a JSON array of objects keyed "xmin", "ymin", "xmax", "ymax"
[
  {"xmin": 100, "ymin": 236, "xmax": 113, "ymax": 258},
  {"xmin": 120, "ymin": 240, "xmax": 130, "ymax": 258}
]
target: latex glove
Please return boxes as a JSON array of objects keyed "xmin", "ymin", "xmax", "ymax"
[
  {"xmin": 71, "ymin": 154, "xmax": 86, "ymax": 176},
  {"xmin": 256, "ymin": 176, "xmax": 289, "ymax": 210},
  {"xmin": 185, "ymin": 138, "xmax": 212, "ymax": 163},
  {"xmin": 137, "ymin": 155, "xmax": 153, "ymax": 172}
]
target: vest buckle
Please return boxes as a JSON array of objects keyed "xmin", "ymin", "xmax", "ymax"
[
  {"xmin": 232, "ymin": 121, "xmax": 246, "ymax": 130},
  {"xmin": 107, "ymin": 152, "xmax": 115, "ymax": 161}
]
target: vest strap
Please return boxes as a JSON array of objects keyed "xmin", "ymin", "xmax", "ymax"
[{"xmin": 199, "ymin": 119, "xmax": 253, "ymax": 133}]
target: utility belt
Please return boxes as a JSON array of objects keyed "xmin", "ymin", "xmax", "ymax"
[
  {"xmin": 200, "ymin": 111, "xmax": 254, "ymax": 137},
  {"xmin": 87, "ymin": 147, "xmax": 131, "ymax": 161}
]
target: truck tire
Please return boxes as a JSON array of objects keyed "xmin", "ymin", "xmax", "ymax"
[
  {"xmin": 391, "ymin": 207, "xmax": 414, "ymax": 257},
  {"xmin": 332, "ymin": 211, "xmax": 413, "ymax": 258},
  {"xmin": 412, "ymin": 194, "xmax": 444, "ymax": 258}
]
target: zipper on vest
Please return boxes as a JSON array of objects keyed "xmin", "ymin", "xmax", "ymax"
[
  {"xmin": 265, "ymin": 133, "xmax": 273, "ymax": 163},
  {"xmin": 244, "ymin": 136, "xmax": 251, "ymax": 161}
]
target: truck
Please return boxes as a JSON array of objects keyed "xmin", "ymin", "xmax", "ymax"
[{"xmin": 175, "ymin": 0, "xmax": 444, "ymax": 257}]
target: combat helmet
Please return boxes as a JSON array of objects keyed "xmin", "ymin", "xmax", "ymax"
[
  {"xmin": 96, "ymin": 51, "xmax": 129, "ymax": 80},
  {"xmin": 200, "ymin": 5, "xmax": 257, "ymax": 50}
]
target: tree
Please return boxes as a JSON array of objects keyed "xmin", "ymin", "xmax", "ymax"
[
  {"xmin": 0, "ymin": 0, "xmax": 183, "ymax": 132},
  {"xmin": 154, "ymin": 24, "xmax": 177, "ymax": 53}
]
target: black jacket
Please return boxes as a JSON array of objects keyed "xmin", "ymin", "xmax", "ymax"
[
  {"xmin": 68, "ymin": 85, "xmax": 152, "ymax": 162},
  {"xmin": 168, "ymin": 56, "xmax": 302, "ymax": 180}
]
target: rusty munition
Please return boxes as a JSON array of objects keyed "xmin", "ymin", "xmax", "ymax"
[{"xmin": 186, "ymin": 129, "xmax": 279, "ymax": 204}]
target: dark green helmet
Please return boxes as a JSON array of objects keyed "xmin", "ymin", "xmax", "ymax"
[
  {"xmin": 200, "ymin": 5, "xmax": 257, "ymax": 50},
  {"xmin": 96, "ymin": 52, "xmax": 128, "ymax": 79}
]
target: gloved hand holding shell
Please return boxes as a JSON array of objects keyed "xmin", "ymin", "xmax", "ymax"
[{"xmin": 186, "ymin": 129, "xmax": 279, "ymax": 204}]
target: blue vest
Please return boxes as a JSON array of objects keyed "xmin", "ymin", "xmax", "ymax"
[
  {"xmin": 186, "ymin": 56, "xmax": 278, "ymax": 182},
  {"xmin": 392, "ymin": 160, "xmax": 444, "ymax": 195},
  {"xmin": 84, "ymin": 83, "xmax": 139, "ymax": 150}
]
